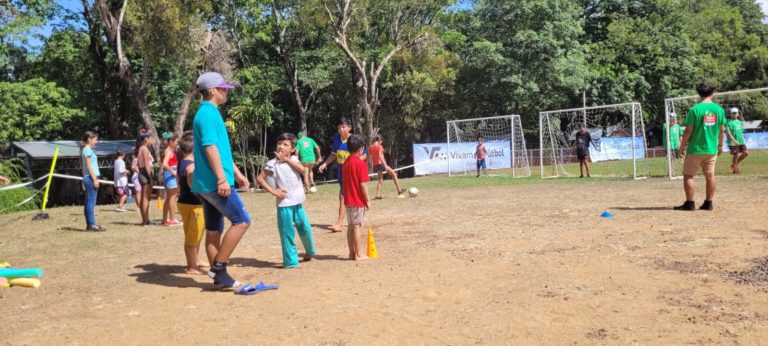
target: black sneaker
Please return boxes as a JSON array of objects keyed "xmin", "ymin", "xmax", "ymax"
[
  {"xmin": 86, "ymin": 225, "xmax": 107, "ymax": 232},
  {"xmin": 673, "ymin": 201, "xmax": 695, "ymax": 211},
  {"xmin": 699, "ymin": 200, "xmax": 713, "ymax": 211}
]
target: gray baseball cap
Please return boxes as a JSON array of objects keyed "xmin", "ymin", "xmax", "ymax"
[{"xmin": 196, "ymin": 72, "xmax": 235, "ymax": 91}]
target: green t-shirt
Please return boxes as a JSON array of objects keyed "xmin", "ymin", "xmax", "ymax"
[
  {"xmin": 725, "ymin": 119, "xmax": 745, "ymax": 146},
  {"xmin": 663, "ymin": 123, "xmax": 682, "ymax": 150},
  {"xmin": 296, "ymin": 137, "xmax": 318, "ymax": 163},
  {"xmin": 683, "ymin": 102, "xmax": 726, "ymax": 155}
]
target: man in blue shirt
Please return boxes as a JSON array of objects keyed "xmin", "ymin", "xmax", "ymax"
[{"xmin": 192, "ymin": 72, "xmax": 252, "ymax": 290}]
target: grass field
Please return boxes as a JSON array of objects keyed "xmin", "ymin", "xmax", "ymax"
[{"xmin": 1, "ymin": 155, "xmax": 767, "ymax": 344}]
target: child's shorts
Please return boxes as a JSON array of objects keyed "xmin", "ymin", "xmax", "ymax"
[
  {"xmin": 373, "ymin": 164, "xmax": 387, "ymax": 172},
  {"xmin": 476, "ymin": 159, "xmax": 487, "ymax": 169},
  {"xmin": 115, "ymin": 185, "xmax": 131, "ymax": 197},
  {"xmin": 345, "ymin": 206, "xmax": 365, "ymax": 226},
  {"xmin": 164, "ymin": 169, "xmax": 178, "ymax": 189},
  {"xmin": 178, "ymin": 202, "xmax": 205, "ymax": 246},
  {"xmin": 132, "ymin": 175, "xmax": 142, "ymax": 192}
]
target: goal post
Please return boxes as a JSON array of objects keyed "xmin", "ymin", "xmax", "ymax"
[
  {"xmin": 539, "ymin": 102, "xmax": 650, "ymax": 179},
  {"xmin": 446, "ymin": 115, "xmax": 531, "ymax": 177},
  {"xmin": 664, "ymin": 86, "xmax": 768, "ymax": 179}
]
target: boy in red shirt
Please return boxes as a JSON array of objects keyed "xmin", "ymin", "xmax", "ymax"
[
  {"xmin": 342, "ymin": 134, "xmax": 371, "ymax": 260},
  {"xmin": 369, "ymin": 135, "xmax": 405, "ymax": 199}
]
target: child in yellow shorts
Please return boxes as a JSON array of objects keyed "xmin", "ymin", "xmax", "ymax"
[{"xmin": 176, "ymin": 132, "xmax": 208, "ymax": 274}]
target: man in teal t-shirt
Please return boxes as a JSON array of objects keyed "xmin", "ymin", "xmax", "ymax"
[
  {"xmin": 675, "ymin": 81, "xmax": 726, "ymax": 212},
  {"xmin": 295, "ymin": 131, "xmax": 322, "ymax": 192},
  {"xmin": 725, "ymin": 107, "xmax": 749, "ymax": 174},
  {"xmin": 191, "ymin": 72, "xmax": 254, "ymax": 290},
  {"xmin": 663, "ymin": 113, "xmax": 683, "ymax": 158}
]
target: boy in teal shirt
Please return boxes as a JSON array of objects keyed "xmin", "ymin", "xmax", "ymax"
[
  {"xmin": 675, "ymin": 81, "xmax": 726, "ymax": 211},
  {"xmin": 663, "ymin": 113, "xmax": 683, "ymax": 158},
  {"xmin": 725, "ymin": 107, "xmax": 748, "ymax": 174}
]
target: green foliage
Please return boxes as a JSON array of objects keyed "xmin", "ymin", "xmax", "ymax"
[
  {"xmin": 0, "ymin": 158, "xmax": 39, "ymax": 214},
  {"xmin": 0, "ymin": 78, "xmax": 82, "ymax": 150},
  {"xmin": 0, "ymin": 0, "xmax": 56, "ymax": 79}
]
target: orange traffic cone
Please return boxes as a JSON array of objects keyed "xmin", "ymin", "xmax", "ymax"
[{"xmin": 367, "ymin": 228, "xmax": 378, "ymax": 258}]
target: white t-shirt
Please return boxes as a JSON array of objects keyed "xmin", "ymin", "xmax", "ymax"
[
  {"xmin": 114, "ymin": 159, "xmax": 128, "ymax": 187},
  {"xmin": 264, "ymin": 156, "xmax": 305, "ymax": 207}
]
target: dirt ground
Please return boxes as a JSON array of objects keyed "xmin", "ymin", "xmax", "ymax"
[{"xmin": 1, "ymin": 175, "xmax": 767, "ymax": 344}]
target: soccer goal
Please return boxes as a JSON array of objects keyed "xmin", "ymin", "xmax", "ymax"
[
  {"xmin": 539, "ymin": 102, "xmax": 649, "ymax": 179},
  {"xmin": 664, "ymin": 86, "xmax": 768, "ymax": 179},
  {"xmin": 446, "ymin": 115, "xmax": 531, "ymax": 177}
]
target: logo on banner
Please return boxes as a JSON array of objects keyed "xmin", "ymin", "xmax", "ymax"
[{"xmin": 421, "ymin": 146, "xmax": 447, "ymax": 160}]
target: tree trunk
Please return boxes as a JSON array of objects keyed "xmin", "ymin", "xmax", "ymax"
[
  {"xmin": 95, "ymin": 0, "xmax": 160, "ymax": 157},
  {"xmin": 175, "ymin": 83, "xmax": 198, "ymax": 134},
  {"xmin": 81, "ymin": 0, "xmax": 120, "ymax": 138}
]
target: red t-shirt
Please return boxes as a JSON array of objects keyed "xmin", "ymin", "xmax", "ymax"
[
  {"xmin": 342, "ymin": 155, "xmax": 369, "ymax": 207},
  {"xmin": 369, "ymin": 143, "xmax": 383, "ymax": 165}
]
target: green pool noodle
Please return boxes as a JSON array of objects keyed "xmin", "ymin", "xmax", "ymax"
[{"xmin": 0, "ymin": 268, "xmax": 44, "ymax": 278}]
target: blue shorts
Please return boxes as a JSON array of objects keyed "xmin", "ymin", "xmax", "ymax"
[
  {"xmin": 196, "ymin": 188, "xmax": 251, "ymax": 232},
  {"xmin": 477, "ymin": 159, "xmax": 486, "ymax": 169},
  {"xmin": 164, "ymin": 169, "xmax": 178, "ymax": 189}
]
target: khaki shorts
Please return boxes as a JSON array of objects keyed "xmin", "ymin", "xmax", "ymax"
[
  {"xmin": 302, "ymin": 162, "xmax": 316, "ymax": 170},
  {"xmin": 346, "ymin": 207, "xmax": 366, "ymax": 226},
  {"xmin": 178, "ymin": 203, "xmax": 205, "ymax": 246},
  {"xmin": 683, "ymin": 154, "xmax": 717, "ymax": 176}
]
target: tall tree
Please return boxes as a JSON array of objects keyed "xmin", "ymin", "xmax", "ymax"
[
  {"xmin": 323, "ymin": 0, "xmax": 445, "ymax": 140},
  {"xmin": 271, "ymin": 0, "xmax": 340, "ymax": 133}
]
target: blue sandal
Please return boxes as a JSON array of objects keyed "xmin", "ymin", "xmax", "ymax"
[{"xmin": 234, "ymin": 282, "xmax": 279, "ymax": 295}]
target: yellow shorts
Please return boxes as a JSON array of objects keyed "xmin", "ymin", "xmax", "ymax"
[
  {"xmin": 683, "ymin": 154, "xmax": 717, "ymax": 176},
  {"xmin": 178, "ymin": 203, "xmax": 205, "ymax": 246}
]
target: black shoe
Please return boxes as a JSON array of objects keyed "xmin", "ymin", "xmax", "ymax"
[
  {"xmin": 673, "ymin": 201, "xmax": 695, "ymax": 211},
  {"xmin": 86, "ymin": 225, "xmax": 107, "ymax": 232},
  {"xmin": 699, "ymin": 200, "xmax": 713, "ymax": 211}
]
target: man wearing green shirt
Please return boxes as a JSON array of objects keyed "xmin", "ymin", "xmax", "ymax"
[
  {"xmin": 675, "ymin": 81, "xmax": 726, "ymax": 211},
  {"xmin": 663, "ymin": 113, "xmax": 683, "ymax": 158},
  {"xmin": 725, "ymin": 107, "xmax": 748, "ymax": 174},
  {"xmin": 295, "ymin": 131, "xmax": 322, "ymax": 193}
]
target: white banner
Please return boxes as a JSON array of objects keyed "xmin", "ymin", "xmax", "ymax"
[
  {"xmin": 590, "ymin": 137, "xmax": 646, "ymax": 162},
  {"xmin": 413, "ymin": 141, "xmax": 511, "ymax": 175}
]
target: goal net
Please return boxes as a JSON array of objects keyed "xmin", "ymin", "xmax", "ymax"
[
  {"xmin": 446, "ymin": 115, "xmax": 531, "ymax": 177},
  {"xmin": 665, "ymin": 87, "xmax": 768, "ymax": 178},
  {"xmin": 539, "ymin": 102, "xmax": 650, "ymax": 179}
]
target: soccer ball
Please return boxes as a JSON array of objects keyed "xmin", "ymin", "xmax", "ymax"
[
  {"xmin": 309, "ymin": 186, "xmax": 317, "ymax": 194},
  {"xmin": 408, "ymin": 187, "xmax": 419, "ymax": 197}
]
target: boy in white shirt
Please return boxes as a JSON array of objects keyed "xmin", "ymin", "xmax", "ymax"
[
  {"xmin": 113, "ymin": 149, "xmax": 130, "ymax": 212},
  {"xmin": 256, "ymin": 133, "xmax": 316, "ymax": 268}
]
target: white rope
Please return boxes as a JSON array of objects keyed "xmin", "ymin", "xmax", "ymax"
[
  {"xmin": 51, "ymin": 173, "xmax": 164, "ymax": 190},
  {"xmin": 314, "ymin": 156, "xmax": 438, "ymax": 185},
  {"xmin": 0, "ymin": 174, "xmax": 50, "ymax": 192}
]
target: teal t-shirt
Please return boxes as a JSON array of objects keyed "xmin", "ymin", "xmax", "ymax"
[
  {"xmin": 725, "ymin": 119, "xmax": 745, "ymax": 146},
  {"xmin": 296, "ymin": 137, "xmax": 318, "ymax": 163},
  {"xmin": 684, "ymin": 102, "xmax": 726, "ymax": 155},
  {"xmin": 191, "ymin": 102, "xmax": 234, "ymax": 193},
  {"xmin": 81, "ymin": 147, "xmax": 101, "ymax": 177}
]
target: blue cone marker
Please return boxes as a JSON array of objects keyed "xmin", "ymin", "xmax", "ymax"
[{"xmin": 600, "ymin": 211, "xmax": 613, "ymax": 218}]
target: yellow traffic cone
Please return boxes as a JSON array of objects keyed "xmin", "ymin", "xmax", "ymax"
[
  {"xmin": 367, "ymin": 228, "xmax": 378, "ymax": 258},
  {"xmin": 156, "ymin": 195, "xmax": 164, "ymax": 210}
]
